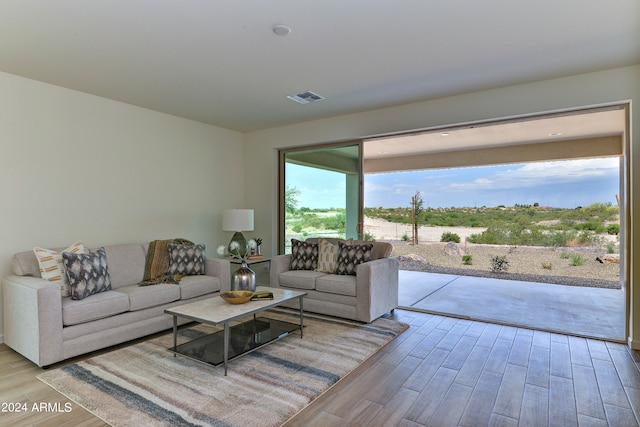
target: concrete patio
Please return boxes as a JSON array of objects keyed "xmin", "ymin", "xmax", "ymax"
[{"xmin": 398, "ymin": 270, "xmax": 626, "ymax": 341}]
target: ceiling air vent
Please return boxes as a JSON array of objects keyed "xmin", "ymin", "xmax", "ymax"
[{"xmin": 287, "ymin": 91, "xmax": 325, "ymax": 105}]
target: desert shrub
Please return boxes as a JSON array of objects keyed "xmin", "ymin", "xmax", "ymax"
[
  {"xmin": 607, "ymin": 224, "xmax": 620, "ymax": 235},
  {"xmin": 570, "ymin": 254, "xmax": 585, "ymax": 266},
  {"xmin": 364, "ymin": 232, "xmax": 376, "ymax": 242},
  {"xmin": 467, "ymin": 223, "xmax": 509, "ymax": 244},
  {"xmin": 574, "ymin": 221, "xmax": 604, "ymax": 232},
  {"xmin": 541, "ymin": 262, "xmax": 552, "ymax": 270},
  {"xmin": 490, "ymin": 255, "xmax": 509, "ymax": 273},
  {"xmin": 560, "ymin": 251, "xmax": 570, "ymax": 259},
  {"xmin": 545, "ymin": 230, "xmax": 577, "ymax": 247},
  {"xmin": 441, "ymin": 232, "xmax": 461, "ymax": 243},
  {"xmin": 401, "ymin": 233, "xmax": 409, "ymax": 242},
  {"xmin": 462, "ymin": 255, "xmax": 473, "ymax": 265},
  {"xmin": 606, "ymin": 242, "xmax": 616, "ymax": 254}
]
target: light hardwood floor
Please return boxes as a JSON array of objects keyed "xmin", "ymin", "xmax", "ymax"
[{"xmin": 2, "ymin": 309, "xmax": 639, "ymax": 426}]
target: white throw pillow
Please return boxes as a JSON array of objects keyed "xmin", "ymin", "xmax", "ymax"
[{"xmin": 33, "ymin": 240, "xmax": 86, "ymax": 298}]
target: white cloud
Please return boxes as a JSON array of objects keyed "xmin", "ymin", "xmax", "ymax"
[{"xmin": 449, "ymin": 158, "xmax": 619, "ymax": 191}]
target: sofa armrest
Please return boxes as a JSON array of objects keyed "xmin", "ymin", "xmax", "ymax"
[
  {"xmin": 205, "ymin": 257, "xmax": 231, "ymax": 292},
  {"xmin": 2, "ymin": 275, "xmax": 64, "ymax": 367},
  {"xmin": 269, "ymin": 254, "xmax": 292, "ymax": 288},
  {"xmin": 355, "ymin": 257, "xmax": 399, "ymax": 322}
]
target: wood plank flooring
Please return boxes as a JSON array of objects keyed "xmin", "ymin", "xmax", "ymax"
[
  {"xmin": 284, "ymin": 309, "xmax": 640, "ymax": 427},
  {"xmin": 1, "ymin": 309, "xmax": 639, "ymax": 426}
]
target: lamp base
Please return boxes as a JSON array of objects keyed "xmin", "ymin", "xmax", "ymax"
[{"xmin": 228, "ymin": 232, "xmax": 248, "ymax": 256}]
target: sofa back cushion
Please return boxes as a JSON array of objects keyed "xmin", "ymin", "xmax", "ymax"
[
  {"xmin": 12, "ymin": 243, "xmax": 147, "ymax": 289},
  {"xmin": 13, "ymin": 250, "xmax": 48, "ymax": 277},
  {"xmin": 102, "ymin": 244, "xmax": 147, "ymax": 289},
  {"xmin": 305, "ymin": 238, "xmax": 392, "ymax": 261}
]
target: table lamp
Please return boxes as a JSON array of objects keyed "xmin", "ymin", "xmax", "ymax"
[{"xmin": 222, "ymin": 209, "xmax": 254, "ymax": 256}]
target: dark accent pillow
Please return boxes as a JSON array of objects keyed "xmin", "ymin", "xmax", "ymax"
[
  {"xmin": 62, "ymin": 247, "xmax": 111, "ymax": 300},
  {"xmin": 335, "ymin": 242, "xmax": 373, "ymax": 275},
  {"xmin": 289, "ymin": 239, "xmax": 318, "ymax": 271},
  {"xmin": 167, "ymin": 243, "xmax": 206, "ymax": 276}
]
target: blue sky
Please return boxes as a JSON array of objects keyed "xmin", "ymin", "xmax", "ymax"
[{"xmin": 286, "ymin": 157, "xmax": 620, "ymax": 209}]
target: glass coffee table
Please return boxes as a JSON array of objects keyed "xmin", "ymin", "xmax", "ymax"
[{"xmin": 164, "ymin": 286, "xmax": 306, "ymax": 375}]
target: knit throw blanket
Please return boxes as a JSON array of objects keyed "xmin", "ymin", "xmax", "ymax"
[{"xmin": 139, "ymin": 238, "xmax": 194, "ymax": 286}]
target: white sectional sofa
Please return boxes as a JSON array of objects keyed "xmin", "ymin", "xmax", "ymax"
[
  {"xmin": 270, "ymin": 238, "xmax": 399, "ymax": 323},
  {"xmin": 2, "ymin": 243, "xmax": 230, "ymax": 367}
]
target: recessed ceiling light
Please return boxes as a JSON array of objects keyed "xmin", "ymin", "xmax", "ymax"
[
  {"xmin": 549, "ymin": 132, "xmax": 562, "ymax": 136},
  {"xmin": 287, "ymin": 91, "xmax": 325, "ymax": 105},
  {"xmin": 378, "ymin": 151, "xmax": 388, "ymax": 155},
  {"xmin": 272, "ymin": 24, "xmax": 292, "ymax": 36},
  {"xmin": 440, "ymin": 132, "xmax": 450, "ymax": 136}
]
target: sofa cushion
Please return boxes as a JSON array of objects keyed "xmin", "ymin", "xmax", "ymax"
[
  {"xmin": 335, "ymin": 242, "xmax": 373, "ymax": 275},
  {"xmin": 62, "ymin": 290, "xmax": 130, "ymax": 326},
  {"xmin": 115, "ymin": 284, "xmax": 180, "ymax": 311},
  {"xmin": 33, "ymin": 240, "xmax": 87, "ymax": 298},
  {"xmin": 352, "ymin": 240, "xmax": 392, "ymax": 260},
  {"xmin": 63, "ymin": 247, "xmax": 112, "ymax": 300},
  {"xmin": 179, "ymin": 275, "xmax": 220, "ymax": 300},
  {"xmin": 316, "ymin": 238, "xmax": 341, "ymax": 273},
  {"xmin": 289, "ymin": 239, "xmax": 318, "ymax": 270},
  {"xmin": 316, "ymin": 274, "xmax": 357, "ymax": 297},
  {"xmin": 103, "ymin": 244, "xmax": 147, "ymax": 288},
  {"xmin": 168, "ymin": 243, "xmax": 206, "ymax": 276},
  {"xmin": 278, "ymin": 270, "xmax": 326, "ymax": 290}
]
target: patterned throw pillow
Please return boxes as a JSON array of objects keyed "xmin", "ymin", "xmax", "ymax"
[
  {"xmin": 62, "ymin": 247, "xmax": 111, "ymax": 300},
  {"xmin": 335, "ymin": 241, "xmax": 373, "ymax": 275},
  {"xmin": 34, "ymin": 241, "xmax": 87, "ymax": 298},
  {"xmin": 167, "ymin": 244, "xmax": 206, "ymax": 276},
  {"xmin": 316, "ymin": 238, "xmax": 354, "ymax": 273},
  {"xmin": 289, "ymin": 239, "xmax": 318, "ymax": 270}
]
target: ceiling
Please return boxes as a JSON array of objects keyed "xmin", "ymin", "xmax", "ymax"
[
  {"xmin": 364, "ymin": 107, "xmax": 627, "ymax": 159},
  {"xmin": 1, "ymin": 1, "xmax": 639, "ymax": 133}
]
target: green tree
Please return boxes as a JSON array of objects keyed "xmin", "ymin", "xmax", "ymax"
[
  {"xmin": 412, "ymin": 191, "xmax": 426, "ymax": 244},
  {"xmin": 285, "ymin": 186, "xmax": 301, "ymax": 214}
]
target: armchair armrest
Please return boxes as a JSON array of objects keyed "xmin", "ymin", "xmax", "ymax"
[
  {"xmin": 205, "ymin": 257, "xmax": 231, "ymax": 292},
  {"xmin": 355, "ymin": 257, "xmax": 399, "ymax": 322},
  {"xmin": 2, "ymin": 276, "xmax": 64, "ymax": 367},
  {"xmin": 269, "ymin": 254, "xmax": 292, "ymax": 288}
]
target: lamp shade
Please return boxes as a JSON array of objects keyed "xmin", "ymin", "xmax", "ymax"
[{"xmin": 222, "ymin": 209, "xmax": 254, "ymax": 232}]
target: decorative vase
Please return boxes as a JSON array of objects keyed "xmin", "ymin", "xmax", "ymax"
[{"xmin": 232, "ymin": 261, "xmax": 256, "ymax": 291}]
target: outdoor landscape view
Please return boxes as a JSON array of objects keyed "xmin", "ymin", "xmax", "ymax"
[{"xmin": 285, "ymin": 157, "xmax": 622, "ymax": 289}]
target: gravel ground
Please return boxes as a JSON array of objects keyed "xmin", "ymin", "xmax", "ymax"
[{"xmin": 390, "ymin": 241, "xmax": 621, "ymax": 289}]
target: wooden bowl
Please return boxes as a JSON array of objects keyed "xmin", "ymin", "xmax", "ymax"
[{"xmin": 220, "ymin": 290, "xmax": 254, "ymax": 304}]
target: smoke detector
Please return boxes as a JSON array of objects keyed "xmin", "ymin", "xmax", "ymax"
[{"xmin": 287, "ymin": 91, "xmax": 325, "ymax": 105}]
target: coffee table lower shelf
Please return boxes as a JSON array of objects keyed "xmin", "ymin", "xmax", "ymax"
[{"xmin": 168, "ymin": 317, "xmax": 301, "ymax": 367}]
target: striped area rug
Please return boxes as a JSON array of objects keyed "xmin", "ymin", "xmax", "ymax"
[{"xmin": 38, "ymin": 309, "xmax": 408, "ymax": 427}]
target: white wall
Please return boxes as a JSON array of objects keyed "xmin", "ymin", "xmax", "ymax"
[
  {"xmin": 0, "ymin": 72, "xmax": 245, "ymax": 341},
  {"xmin": 245, "ymin": 65, "xmax": 640, "ymax": 348}
]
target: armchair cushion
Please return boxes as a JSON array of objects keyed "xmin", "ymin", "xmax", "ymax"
[
  {"xmin": 335, "ymin": 242, "xmax": 373, "ymax": 275},
  {"xmin": 316, "ymin": 238, "xmax": 341, "ymax": 273},
  {"xmin": 316, "ymin": 274, "xmax": 356, "ymax": 297},
  {"xmin": 289, "ymin": 239, "xmax": 318, "ymax": 270},
  {"xmin": 279, "ymin": 270, "xmax": 325, "ymax": 289}
]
